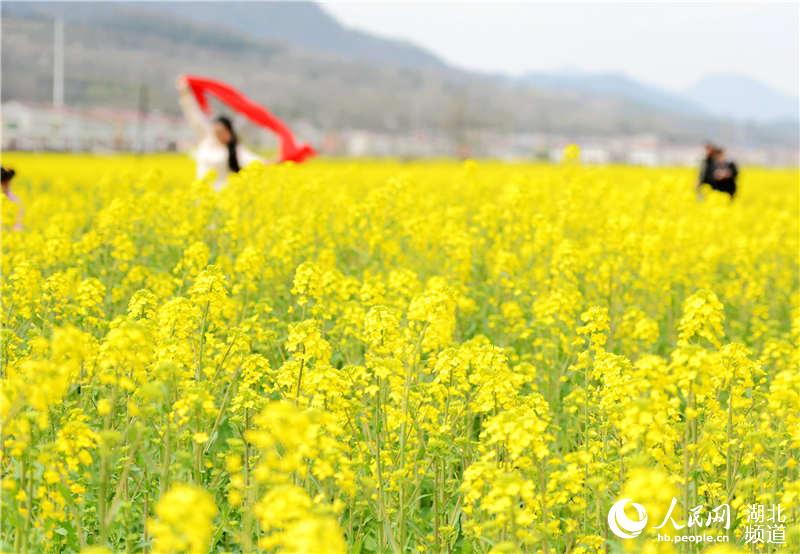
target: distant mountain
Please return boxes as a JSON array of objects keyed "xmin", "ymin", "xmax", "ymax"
[
  {"xmin": 1, "ymin": 1, "xmax": 796, "ymax": 149},
  {"xmin": 522, "ymin": 70, "xmax": 800, "ymax": 125},
  {"xmin": 11, "ymin": 0, "xmax": 438, "ymax": 71},
  {"xmin": 142, "ymin": 2, "xmax": 447, "ymax": 69},
  {"xmin": 520, "ymin": 71, "xmax": 706, "ymax": 116},
  {"xmin": 683, "ymin": 74, "xmax": 799, "ymax": 122}
]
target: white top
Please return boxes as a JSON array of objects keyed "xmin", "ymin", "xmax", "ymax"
[{"xmin": 179, "ymin": 91, "xmax": 264, "ymax": 190}]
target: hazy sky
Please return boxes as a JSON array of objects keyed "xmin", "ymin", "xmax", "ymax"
[{"xmin": 324, "ymin": 2, "xmax": 799, "ymax": 97}]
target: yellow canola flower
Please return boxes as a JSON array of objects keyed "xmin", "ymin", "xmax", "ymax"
[
  {"xmin": 149, "ymin": 483, "xmax": 217, "ymax": 554},
  {"xmin": 0, "ymin": 153, "xmax": 797, "ymax": 553}
]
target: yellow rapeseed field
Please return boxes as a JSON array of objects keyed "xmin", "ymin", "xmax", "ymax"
[{"xmin": 1, "ymin": 153, "xmax": 798, "ymax": 553}]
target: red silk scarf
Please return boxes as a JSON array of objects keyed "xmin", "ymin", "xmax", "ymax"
[{"xmin": 185, "ymin": 75, "xmax": 315, "ymax": 163}]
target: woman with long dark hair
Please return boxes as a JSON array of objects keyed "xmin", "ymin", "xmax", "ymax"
[{"xmin": 176, "ymin": 76, "xmax": 264, "ymax": 190}]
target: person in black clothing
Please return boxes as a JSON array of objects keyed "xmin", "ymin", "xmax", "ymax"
[
  {"xmin": 710, "ymin": 147, "xmax": 738, "ymax": 199},
  {"xmin": 696, "ymin": 144, "xmax": 738, "ymax": 200}
]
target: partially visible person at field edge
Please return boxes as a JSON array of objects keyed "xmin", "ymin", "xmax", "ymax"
[
  {"xmin": 696, "ymin": 144, "xmax": 738, "ymax": 200},
  {"xmin": 176, "ymin": 76, "xmax": 265, "ymax": 191},
  {"xmin": 1, "ymin": 166, "xmax": 24, "ymax": 230}
]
